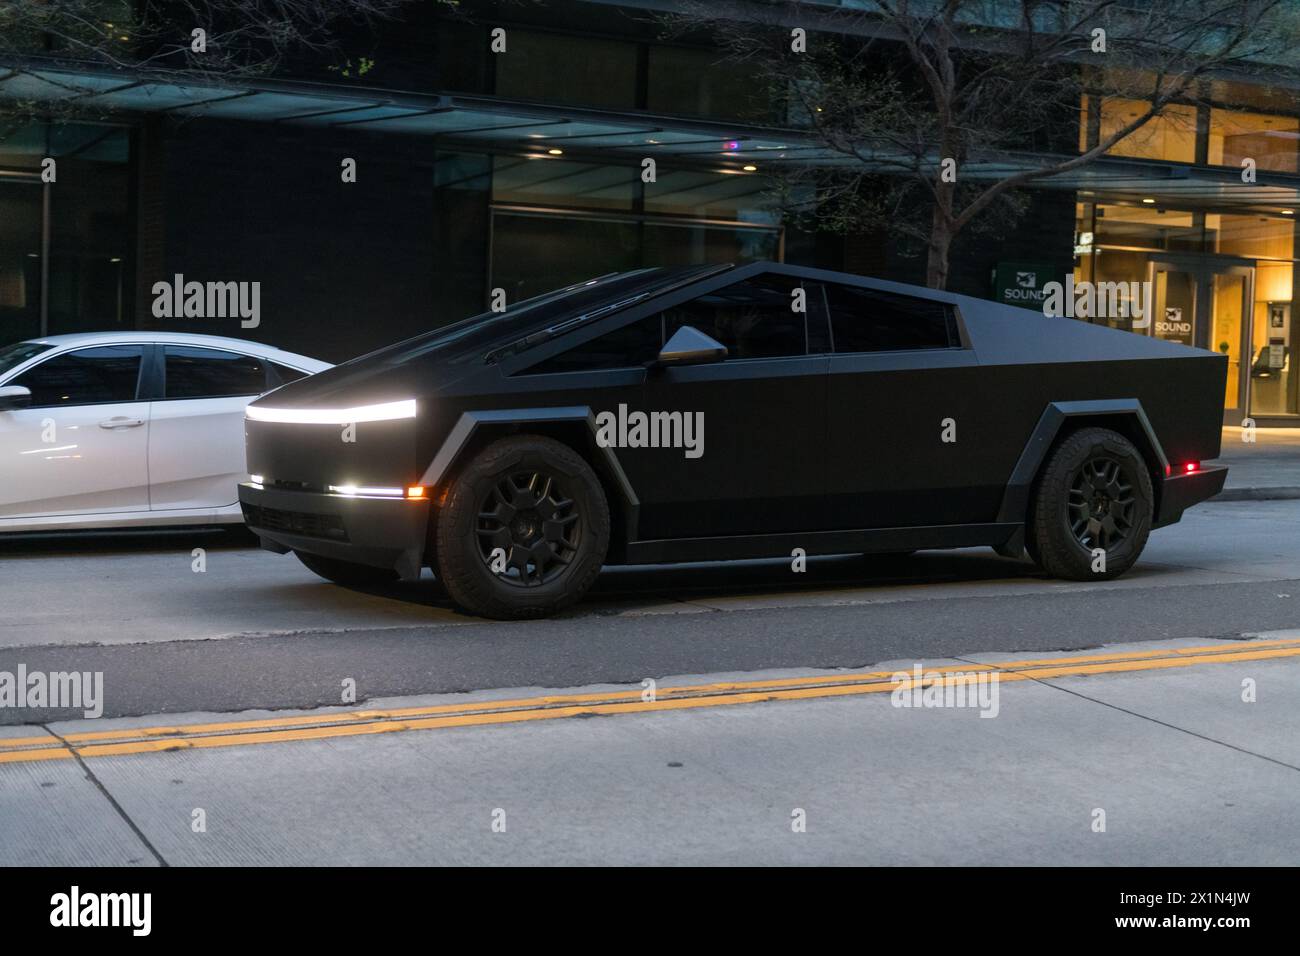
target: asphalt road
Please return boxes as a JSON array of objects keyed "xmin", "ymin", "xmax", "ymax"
[
  {"xmin": 3, "ymin": 499, "xmax": 1300, "ymax": 866},
  {"xmin": 1, "ymin": 498, "xmax": 1298, "ymax": 722}
]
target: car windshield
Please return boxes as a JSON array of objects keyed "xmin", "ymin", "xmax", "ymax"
[
  {"xmin": 355, "ymin": 264, "xmax": 730, "ymax": 366},
  {"xmin": 0, "ymin": 341, "xmax": 54, "ymax": 379}
]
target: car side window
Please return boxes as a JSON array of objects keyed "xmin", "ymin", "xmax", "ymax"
[
  {"xmin": 661, "ymin": 275, "xmax": 809, "ymax": 360},
  {"xmin": 11, "ymin": 345, "xmax": 143, "ymax": 408},
  {"xmin": 269, "ymin": 362, "xmax": 309, "ymax": 386},
  {"xmin": 525, "ymin": 315, "xmax": 664, "ymax": 374},
  {"xmin": 164, "ymin": 346, "xmax": 267, "ymax": 399},
  {"xmin": 823, "ymin": 283, "xmax": 960, "ymax": 353}
]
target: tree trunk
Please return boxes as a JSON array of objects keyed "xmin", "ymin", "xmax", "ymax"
[{"xmin": 926, "ymin": 206, "xmax": 952, "ymax": 290}]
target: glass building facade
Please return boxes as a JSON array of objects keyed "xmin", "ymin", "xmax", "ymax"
[
  {"xmin": 0, "ymin": 122, "xmax": 134, "ymax": 343},
  {"xmin": 1076, "ymin": 90, "xmax": 1300, "ymax": 421},
  {"xmin": 2, "ymin": 3, "xmax": 1298, "ymax": 423}
]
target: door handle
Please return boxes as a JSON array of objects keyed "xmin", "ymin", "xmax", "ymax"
[{"xmin": 98, "ymin": 417, "xmax": 145, "ymax": 429}]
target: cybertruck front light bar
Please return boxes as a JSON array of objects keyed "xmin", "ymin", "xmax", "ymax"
[{"xmin": 246, "ymin": 399, "xmax": 417, "ymax": 424}]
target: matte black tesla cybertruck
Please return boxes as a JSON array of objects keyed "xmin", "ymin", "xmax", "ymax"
[{"xmin": 239, "ymin": 262, "xmax": 1227, "ymax": 619}]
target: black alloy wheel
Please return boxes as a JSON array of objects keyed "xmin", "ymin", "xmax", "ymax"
[{"xmin": 475, "ymin": 469, "xmax": 581, "ymax": 587}]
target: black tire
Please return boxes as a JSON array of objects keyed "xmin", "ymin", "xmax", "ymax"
[
  {"xmin": 1028, "ymin": 426, "xmax": 1153, "ymax": 581},
  {"xmin": 435, "ymin": 435, "xmax": 610, "ymax": 619},
  {"xmin": 296, "ymin": 551, "xmax": 401, "ymax": 586}
]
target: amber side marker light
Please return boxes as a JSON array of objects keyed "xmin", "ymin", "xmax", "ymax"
[{"xmin": 406, "ymin": 486, "xmax": 428, "ymax": 499}]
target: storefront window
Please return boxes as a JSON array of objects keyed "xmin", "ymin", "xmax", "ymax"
[
  {"xmin": 491, "ymin": 212, "xmax": 641, "ymax": 304},
  {"xmin": 641, "ymin": 221, "xmax": 779, "ymax": 268},
  {"xmin": 1202, "ymin": 214, "xmax": 1295, "ymax": 417},
  {"xmin": 1075, "ymin": 200, "xmax": 1298, "ymax": 416},
  {"xmin": 1091, "ymin": 98, "xmax": 1198, "ymax": 163},
  {"xmin": 492, "ymin": 156, "xmax": 635, "ymax": 212},
  {"xmin": 644, "ymin": 169, "xmax": 777, "ymax": 223},
  {"xmin": 1209, "ymin": 108, "xmax": 1299, "ymax": 174},
  {"xmin": 433, "ymin": 152, "xmax": 492, "ymax": 325},
  {"xmin": 1248, "ymin": 260, "xmax": 1296, "ymax": 417},
  {"xmin": 1210, "ymin": 213, "xmax": 1295, "ymax": 260},
  {"xmin": 491, "ymin": 211, "xmax": 779, "ymax": 303},
  {"xmin": 0, "ymin": 122, "xmax": 133, "ymax": 340},
  {"xmin": 1082, "ymin": 202, "xmax": 1199, "ymax": 252}
]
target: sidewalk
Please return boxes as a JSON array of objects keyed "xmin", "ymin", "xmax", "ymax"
[
  {"xmin": 3, "ymin": 633, "xmax": 1298, "ymax": 865},
  {"xmin": 1212, "ymin": 427, "xmax": 1300, "ymax": 500}
]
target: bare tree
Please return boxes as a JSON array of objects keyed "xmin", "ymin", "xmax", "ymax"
[
  {"xmin": 668, "ymin": 0, "xmax": 1295, "ymax": 289},
  {"xmin": 0, "ymin": 0, "xmax": 417, "ymax": 124}
]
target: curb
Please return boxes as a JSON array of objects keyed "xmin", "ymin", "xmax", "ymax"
[{"xmin": 1213, "ymin": 487, "xmax": 1300, "ymax": 502}]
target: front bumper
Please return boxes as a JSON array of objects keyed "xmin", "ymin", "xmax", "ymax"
[
  {"xmin": 238, "ymin": 482, "xmax": 430, "ymax": 579},
  {"xmin": 1153, "ymin": 464, "xmax": 1228, "ymax": 528}
]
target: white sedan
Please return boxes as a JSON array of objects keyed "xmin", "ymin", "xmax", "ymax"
[{"xmin": 0, "ymin": 332, "xmax": 329, "ymax": 532}]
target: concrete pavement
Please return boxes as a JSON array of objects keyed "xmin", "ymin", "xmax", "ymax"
[
  {"xmin": 3, "ymin": 633, "xmax": 1297, "ymax": 865},
  {"xmin": 1214, "ymin": 426, "xmax": 1300, "ymax": 499}
]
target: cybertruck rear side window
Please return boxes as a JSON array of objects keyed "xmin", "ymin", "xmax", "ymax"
[{"xmin": 823, "ymin": 283, "xmax": 959, "ymax": 353}]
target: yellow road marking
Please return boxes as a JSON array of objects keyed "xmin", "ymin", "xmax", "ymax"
[{"xmin": 2, "ymin": 638, "xmax": 1298, "ymax": 765}]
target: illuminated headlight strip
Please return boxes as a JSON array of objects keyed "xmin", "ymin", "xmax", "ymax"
[
  {"xmin": 330, "ymin": 485, "xmax": 405, "ymax": 498},
  {"xmin": 246, "ymin": 399, "xmax": 416, "ymax": 425}
]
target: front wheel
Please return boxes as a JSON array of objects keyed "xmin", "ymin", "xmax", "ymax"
[
  {"xmin": 1028, "ymin": 427, "xmax": 1153, "ymax": 581},
  {"xmin": 435, "ymin": 435, "xmax": 610, "ymax": 619}
]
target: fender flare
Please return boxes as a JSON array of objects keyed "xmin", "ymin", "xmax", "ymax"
[
  {"xmin": 419, "ymin": 406, "xmax": 640, "ymax": 542},
  {"xmin": 994, "ymin": 399, "xmax": 1169, "ymax": 555}
]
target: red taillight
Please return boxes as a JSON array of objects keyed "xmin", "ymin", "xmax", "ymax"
[{"xmin": 1185, "ymin": 463, "xmax": 1199, "ymax": 474}]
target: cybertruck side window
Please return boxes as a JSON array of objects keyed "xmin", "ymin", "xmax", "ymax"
[
  {"xmin": 523, "ymin": 274, "xmax": 812, "ymax": 374},
  {"xmin": 823, "ymin": 283, "xmax": 959, "ymax": 353},
  {"xmin": 11, "ymin": 346, "xmax": 144, "ymax": 408},
  {"xmin": 661, "ymin": 275, "xmax": 809, "ymax": 360},
  {"xmin": 525, "ymin": 314, "xmax": 664, "ymax": 374}
]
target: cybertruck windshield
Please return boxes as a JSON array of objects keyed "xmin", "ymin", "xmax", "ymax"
[{"xmin": 357, "ymin": 263, "xmax": 732, "ymax": 367}]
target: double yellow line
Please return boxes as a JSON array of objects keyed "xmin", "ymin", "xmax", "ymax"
[{"xmin": 3, "ymin": 637, "xmax": 1298, "ymax": 766}]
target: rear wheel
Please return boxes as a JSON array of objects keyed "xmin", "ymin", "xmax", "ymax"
[
  {"xmin": 1028, "ymin": 427, "xmax": 1153, "ymax": 581},
  {"xmin": 295, "ymin": 551, "xmax": 400, "ymax": 586},
  {"xmin": 435, "ymin": 435, "xmax": 609, "ymax": 619}
]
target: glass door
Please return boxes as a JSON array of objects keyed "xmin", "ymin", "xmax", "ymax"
[{"xmin": 1150, "ymin": 257, "xmax": 1255, "ymax": 424}]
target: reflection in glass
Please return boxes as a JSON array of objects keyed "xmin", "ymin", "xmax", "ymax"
[{"xmin": 1209, "ymin": 109, "xmax": 1299, "ymax": 174}]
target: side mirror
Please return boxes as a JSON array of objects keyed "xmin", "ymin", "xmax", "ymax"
[
  {"xmin": 0, "ymin": 385, "xmax": 31, "ymax": 411},
  {"xmin": 656, "ymin": 326, "xmax": 728, "ymax": 367}
]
